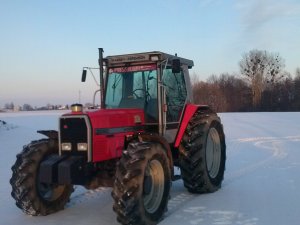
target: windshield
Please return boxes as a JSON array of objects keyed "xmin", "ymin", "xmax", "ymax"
[{"xmin": 105, "ymin": 65, "xmax": 158, "ymax": 113}]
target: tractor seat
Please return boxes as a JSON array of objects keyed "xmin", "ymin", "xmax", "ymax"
[
  {"xmin": 119, "ymin": 98, "xmax": 145, "ymax": 109},
  {"xmin": 118, "ymin": 98, "xmax": 158, "ymax": 122},
  {"xmin": 145, "ymin": 99, "xmax": 158, "ymax": 122}
]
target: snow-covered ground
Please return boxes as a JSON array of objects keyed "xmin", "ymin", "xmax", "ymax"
[{"xmin": 0, "ymin": 111, "xmax": 299, "ymax": 225}]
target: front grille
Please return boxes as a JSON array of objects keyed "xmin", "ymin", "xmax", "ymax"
[{"xmin": 60, "ymin": 117, "xmax": 88, "ymax": 157}]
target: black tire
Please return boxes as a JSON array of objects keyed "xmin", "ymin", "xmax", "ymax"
[
  {"xmin": 179, "ymin": 109, "xmax": 226, "ymax": 193},
  {"xmin": 112, "ymin": 141, "xmax": 171, "ymax": 225},
  {"xmin": 10, "ymin": 139, "xmax": 73, "ymax": 216}
]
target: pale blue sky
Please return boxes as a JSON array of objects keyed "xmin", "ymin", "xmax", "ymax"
[{"xmin": 1, "ymin": 0, "xmax": 300, "ymax": 107}]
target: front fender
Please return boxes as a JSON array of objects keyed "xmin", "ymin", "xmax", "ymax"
[
  {"xmin": 37, "ymin": 130, "xmax": 58, "ymax": 139},
  {"xmin": 138, "ymin": 133, "xmax": 174, "ymax": 178}
]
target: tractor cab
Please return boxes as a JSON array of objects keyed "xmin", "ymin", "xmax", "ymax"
[{"xmin": 99, "ymin": 51, "xmax": 194, "ymax": 140}]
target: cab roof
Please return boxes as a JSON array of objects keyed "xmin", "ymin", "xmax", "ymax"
[{"xmin": 105, "ymin": 51, "xmax": 194, "ymax": 69}]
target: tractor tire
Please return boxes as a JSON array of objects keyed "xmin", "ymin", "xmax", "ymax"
[
  {"xmin": 179, "ymin": 109, "xmax": 226, "ymax": 193},
  {"xmin": 112, "ymin": 141, "xmax": 171, "ymax": 225},
  {"xmin": 10, "ymin": 139, "xmax": 73, "ymax": 216}
]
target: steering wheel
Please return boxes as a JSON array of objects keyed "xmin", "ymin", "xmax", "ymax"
[{"xmin": 132, "ymin": 89, "xmax": 151, "ymax": 100}]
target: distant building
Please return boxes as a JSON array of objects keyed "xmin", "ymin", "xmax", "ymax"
[{"xmin": 14, "ymin": 105, "xmax": 21, "ymax": 112}]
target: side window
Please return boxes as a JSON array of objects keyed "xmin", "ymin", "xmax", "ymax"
[{"xmin": 162, "ymin": 69, "xmax": 187, "ymax": 122}]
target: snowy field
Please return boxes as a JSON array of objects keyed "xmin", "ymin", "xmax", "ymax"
[{"xmin": 0, "ymin": 111, "xmax": 299, "ymax": 225}]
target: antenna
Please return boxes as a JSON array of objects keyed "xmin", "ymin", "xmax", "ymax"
[{"xmin": 79, "ymin": 90, "xmax": 81, "ymax": 104}]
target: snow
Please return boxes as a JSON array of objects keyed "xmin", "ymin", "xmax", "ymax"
[{"xmin": 0, "ymin": 111, "xmax": 299, "ymax": 225}]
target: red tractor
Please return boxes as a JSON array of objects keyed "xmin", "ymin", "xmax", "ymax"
[{"xmin": 10, "ymin": 49, "xmax": 226, "ymax": 225}]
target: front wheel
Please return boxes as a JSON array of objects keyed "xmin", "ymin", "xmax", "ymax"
[
  {"xmin": 10, "ymin": 139, "xmax": 73, "ymax": 216},
  {"xmin": 112, "ymin": 142, "xmax": 171, "ymax": 225}
]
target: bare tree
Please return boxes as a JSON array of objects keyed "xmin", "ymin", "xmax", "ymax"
[
  {"xmin": 22, "ymin": 104, "xmax": 33, "ymax": 111},
  {"xmin": 296, "ymin": 68, "xmax": 300, "ymax": 77},
  {"xmin": 193, "ymin": 80, "xmax": 227, "ymax": 112},
  {"xmin": 217, "ymin": 73, "xmax": 251, "ymax": 112},
  {"xmin": 262, "ymin": 72, "xmax": 293, "ymax": 111},
  {"xmin": 4, "ymin": 102, "xmax": 14, "ymax": 110},
  {"xmin": 192, "ymin": 73, "xmax": 253, "ymax": 112},
  {"xmin": 239, "ymin": 50, "xmax": 285, "ymax": 110},
  {"xmin": 293, "ymin": 68, "xmax": 300, "ymax": 110}
]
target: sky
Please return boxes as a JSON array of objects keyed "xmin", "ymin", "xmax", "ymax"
[{"xmin": 0, "ymin": 0, "xmax": 300, "ymax": 107}]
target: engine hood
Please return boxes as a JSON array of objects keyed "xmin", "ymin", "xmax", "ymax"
[
  {"xmin": 63, "ymin": 108, "xmax": 145, "ymax": 130},
  {"xmin": 88, "ymin": 108, "xmax": 145, "ymax": 129}
]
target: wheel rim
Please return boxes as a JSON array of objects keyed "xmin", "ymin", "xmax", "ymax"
[
  {"xmin": 206, "ymin": 127, "xmax": 221, "ymax": 179},
  {"xmin": 37, "ymin": 182, "xmax": 65, "ymax": 202},
  {"xmin": 143, "ymin": 159, "xmax": 165, "ymax": 214}
]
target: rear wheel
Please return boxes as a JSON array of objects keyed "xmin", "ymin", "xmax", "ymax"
[
  {"xmin": 179, "ymin": 110, "xmax": 226, "ymax": 193},
  {"xmin": 112, "ymin": 141, "xmax": 171, "ymax": 225},
  {"xmin": 10, "ymin": 139, "xmax": 73, "ymax": 216}
]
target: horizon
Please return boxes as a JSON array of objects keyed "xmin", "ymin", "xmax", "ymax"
[{"xmin": 1, "ymin": 0, "xmax": 300, "ymax": 107}]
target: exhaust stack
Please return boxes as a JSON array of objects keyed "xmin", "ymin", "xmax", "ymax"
[{"xmin": 98, "ymin": 48, "xmax": 105, "ymax": 109}]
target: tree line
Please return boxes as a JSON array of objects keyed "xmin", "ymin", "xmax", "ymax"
[
  {"xmin": 2, "ymin": 103, "xmax": 69, "ymax": 111},
  {"xmin": 193, "ymin": 49, "xmax": 300, "ymax": 112}
]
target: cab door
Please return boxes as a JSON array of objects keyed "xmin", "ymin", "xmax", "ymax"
[{"xmin": 162, "ymin": 66, "xmax": 188, "ymax": 143}]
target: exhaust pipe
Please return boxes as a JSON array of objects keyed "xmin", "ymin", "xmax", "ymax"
[{"xmin": 98, "ymin": 48, "xmax": 105, "ymax": 109}]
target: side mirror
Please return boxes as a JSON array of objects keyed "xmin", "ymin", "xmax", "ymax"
[
  {"xmin": 172, "ymin": 59, "xmax": 181, "ymax": 73},
  {"xmin": 81, "ymin": 69, "xmax": 87, "ymax": 82}
]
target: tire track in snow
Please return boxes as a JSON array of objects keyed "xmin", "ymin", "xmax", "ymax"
[
  {"xmin": 67, "ymin": 187, "xmax": 111, "ymax": 207},
  {"xmin": 163, "ymin": 206, "xmax": 259, "ymax": 225},
  {"xmin": 224, "ymin": 135, "xmax": 300, "ymax": 183},
  {"xmin": 166, "ymin": 191, "xmax": 194, "ymax": 215}
]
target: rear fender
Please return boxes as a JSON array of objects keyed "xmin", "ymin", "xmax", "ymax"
[{"xmin": 174, "ymin": 104, "xmax": 209, "ymax": 147}]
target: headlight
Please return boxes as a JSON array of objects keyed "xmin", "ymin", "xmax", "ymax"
[
  {"xmin": 77, "ymin": 143, "xmax": 88, "ymax": 151},
  {"xmin": 61, "ymin": 143, "xmax": 72, "ymax": 151}
]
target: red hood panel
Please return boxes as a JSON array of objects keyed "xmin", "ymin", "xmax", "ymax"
[{"xmin": 86, "ymin": 108, "xmax": 145, "ymax": 128}]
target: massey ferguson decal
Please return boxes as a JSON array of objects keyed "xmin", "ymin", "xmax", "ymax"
[
  {"xmin": 109, "ymin": 54, "xmax": 150, "ymax": 63},
  {"xmin": 109, "ymin": 64, "xmax": 157, "ymax": 73}
]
